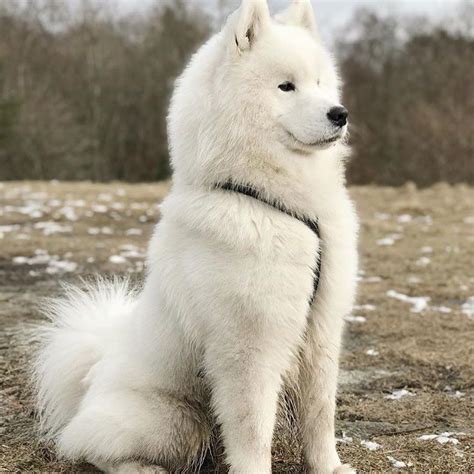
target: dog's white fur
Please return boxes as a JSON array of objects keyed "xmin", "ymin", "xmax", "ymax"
[{"xmin": 33, "ymin": 1, "xmax": 358, "ymax": 473}]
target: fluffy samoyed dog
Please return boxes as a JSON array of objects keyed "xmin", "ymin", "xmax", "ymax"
[{"xmin": 33, "ymin": 1, "xmax": 358, "ymax": 472}]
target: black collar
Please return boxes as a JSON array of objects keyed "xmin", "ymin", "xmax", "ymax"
[
  {"xmin": 215, "ymin": 181, "xmax": 320, "ymax": 240},
  {"xmin": 215, "ymin": 181, "xmax": 321, "ymax": 306}
]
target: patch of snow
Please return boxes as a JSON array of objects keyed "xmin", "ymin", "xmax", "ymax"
[
  {"xmin": 431, "ymin": 306, "xmax": 452, "ymax": 314},
  {"xmin": 88, "ymin": 227, "xmax": 114, "ymax": 236},
  {"xmin": 418, "ymin": 432, "xmax": 463, "ymax": 445},
  {"xmin": 461, "ymin": 297, "xmax": 474, "ymax": 319},
  {"xmin": 416, "ymin": 256, "xmax": 431, "ymax": 267},
  {"xmin": 377, "ymin": 237, "xmax": 396, "ymax": 246},
  {"xmin": 119, "ymin": 244, "xmax": 145, "ymax": 259},
  {"xmin": 13, "ymin": 250, "xmax": 50, "ymax": 266},
  {"xmin": 65, "ymin": 199, "xmax": 86, "ymax": 207},
  {"xmin": 420, "ymin": 246, "xmax": 433, "ymax": 254},
  {"xmin": 120, "ymin": 244, "xmax": 139, "ymax": 251},
  {"xmin": 109, "ymin": 255, "xmax": 127, "ymax": 264},
  {"xmin": 0, "ymin": 224, "xmax": 20, "ymax": 233},
  {"xmin": 387, "ymin": 290, "xmax": 430, "ymax": 313},
  {"xmin": 375, "ymin": 212, "xmax": 390, "ymax": 220},
  {"xmin": 361, "ymin": 440, "xmax": 381, "ymax": 451},
  {"xmin": 387, "ymin": 456, "xmax": 413, "ymax": 469},
  {"xmin": 407, "ymin": 276, "xmax": 422, "ymax": 284},
  {"xmin": 336, "ymin": 432, "xmax": 353, "ymax": 444},
  {"xmin": 385, "ymin": 389, "xmax": 416, "ymax": 400},
  {"xmin": 92, "ymin": 204, "xmax": 108, "ymax": 213},
  {"xmin": 377, "ymin": 234, "xmax": 403, "ymax": 245},
  {"xmin": 5, "ymin": 203, "xmax": 44, "ymax": 218},
  {"xmin": 46, "ymin": 260, "xmax": 78, "ymax": 274},
  {"xmin": 98, "ymin": 193, "xmax": 113, "ymax": 201},
  {"xmin": 13, "ymin": 249, "xmax": 77, "ymax": 273},
  {"xmin": 454, "ymin": 447, "xmax": 465, "ymax": 458},
  {"xmin": 397, "ymin": 214, "xmax": 412, "ymax": 223},
  {"xmin": 354, "ymin": 304, "xmax": 376, "ymax": 311},
  {"xmin": 364, "ymin": 276, "xmax": 382, "ymax": 283},
  {"xmin": 443, "ymin": 385, "xmax": 465, "ymax": 398},
  {"xmin": 126, "ymin": 228, "xmax": 143, "ymax": 236},
  {"xmin": 345, "ymin": 315, "xmax": 367, "ymax": 323},
  {"xmin": 366, "ymin": 349, "xmax": 379, "ymax": 356},
  {"xmin": 58, "ymin": 206, "xmax": 78, "ymax": 221},
  {"xmin": 33, "ymin": 221, "xmax": 72, "ymax": 236},
  {"xmin": 445, "ymin": 245, "xmax": 460, "ymax": 254}
]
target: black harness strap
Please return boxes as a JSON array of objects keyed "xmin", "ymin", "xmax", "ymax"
[{"xmin": 216, "ymin": 181, "xmax": 321, "ymax": 306}]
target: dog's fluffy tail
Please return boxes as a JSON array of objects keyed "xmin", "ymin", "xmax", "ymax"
[{"xmin": 32, "ymin": 278, "xmax": 138, "ymax": 438}]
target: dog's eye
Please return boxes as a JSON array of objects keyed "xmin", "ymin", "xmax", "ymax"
[{"xmin": 278, "ymin": 81, "xmax": 296, "ymax": 92}]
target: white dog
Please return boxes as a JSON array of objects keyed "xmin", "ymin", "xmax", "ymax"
[{"xmin": 33, "ymin": 1, "xmax": 358, "ymax": 473}]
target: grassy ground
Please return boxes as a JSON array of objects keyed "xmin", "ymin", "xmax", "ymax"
[{"xmin": 0, "ymin": 181, "xmax": 473, "ymax": 473}]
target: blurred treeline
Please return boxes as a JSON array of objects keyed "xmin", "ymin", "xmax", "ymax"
[
  {"xmin": 0, "ymin": 0, "xmax": 210, "ymax": 181},
  {"xmin": 0, "ymin": 0, "xmax": 473, "ymax": 185},
  {"xmin": 340, "ymin": 4, "xmax": 474, "ymax": 186}
]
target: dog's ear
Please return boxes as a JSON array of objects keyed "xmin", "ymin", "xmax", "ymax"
[
  {"xmin": 275, "ymin": 0, "xmax": 319, "ymax": 39},
  {"xmin": 231, "ymin": 0, "xmax": 270, "ymax": 53}
]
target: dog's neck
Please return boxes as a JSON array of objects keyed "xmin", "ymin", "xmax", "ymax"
[
  {"xmin": 214, "ymin": 180, "xmax": 321, "ymax": 238},
  {"xmin": 198, "ymin": 143, "xmax": 349, "ymax": 221}
]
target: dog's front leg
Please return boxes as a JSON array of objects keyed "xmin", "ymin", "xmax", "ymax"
[
  {"xmin": 299, "ymin": 316, "xmax": 355, "ymax": 474},
  {"xmin": 204, "ymin": 317, "xmax": 305, "ymax": 474}
]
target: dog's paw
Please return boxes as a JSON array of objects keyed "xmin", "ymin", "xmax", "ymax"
[{"xmin": 333, "ymin": 464, "xmax": 356, "ymax": 474}]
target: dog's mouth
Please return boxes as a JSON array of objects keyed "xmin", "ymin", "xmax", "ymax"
[{"xmin": 285, "ymin": 130, "xmax": 343, "ymax": 149}]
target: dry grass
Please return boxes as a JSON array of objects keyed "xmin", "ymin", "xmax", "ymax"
[{"xmin": 0, "ymin": 181, "xmax": 473, "ymax": 473}]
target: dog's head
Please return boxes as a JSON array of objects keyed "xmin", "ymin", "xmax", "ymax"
[{"xmin": 169, "ymin": 0, "xmax": 347, "ymax": 185}]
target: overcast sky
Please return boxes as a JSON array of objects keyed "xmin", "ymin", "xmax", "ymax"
[{"xmin": 86, "ymin": 0, "xmax": 465, "ymax": 42}]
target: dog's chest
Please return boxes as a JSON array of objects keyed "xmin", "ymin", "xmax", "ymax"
[
  {"xmin": 158, "ymin": 189, "xmax": 356, "ymax": 319},
  {"xmin": 198, "ymin": 209, "xmax": 321, "ymax": 310}
]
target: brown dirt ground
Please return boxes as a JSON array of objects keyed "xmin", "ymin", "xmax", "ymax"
[{"xmin": 0, "ymin": 181, "xmax": 473, "ymax": 473}]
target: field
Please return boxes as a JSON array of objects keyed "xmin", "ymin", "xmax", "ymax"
[{"xmin": 0, "ymin": 181, "xmax": 473, "ymax": 473}]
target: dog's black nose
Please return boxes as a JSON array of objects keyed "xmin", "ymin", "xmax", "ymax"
[{"xmin": 327, "ymin": 106, "xmax": 348, "ymax": 127}]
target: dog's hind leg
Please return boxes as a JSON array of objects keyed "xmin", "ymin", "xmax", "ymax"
[{"xmin": 56, "ymin": 388, "xmax": 210, "ymax": 473}]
